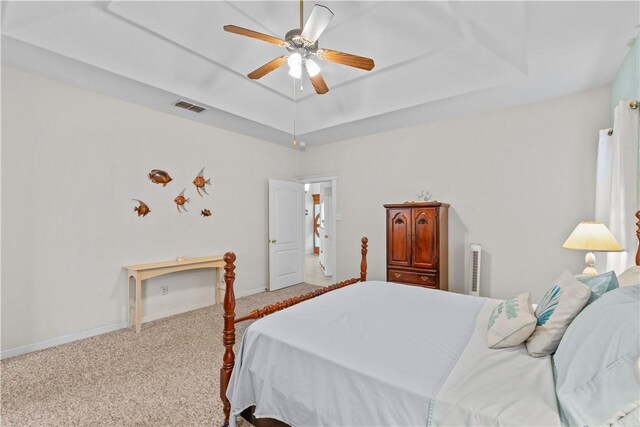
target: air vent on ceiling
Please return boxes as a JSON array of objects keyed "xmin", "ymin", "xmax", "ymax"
[{"xmin": 173, "ymin": 100, "xmax": 207, "ymax": 113}]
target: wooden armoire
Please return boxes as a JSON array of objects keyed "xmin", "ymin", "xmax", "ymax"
[{"xmin": 384, "ymin": 202, "xmax": 449, "ymax": 290}]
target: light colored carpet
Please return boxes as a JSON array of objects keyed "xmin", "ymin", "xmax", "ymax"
[{"xmin": 1, "ymin": 283, "xmax": 320, "ymax": 427}]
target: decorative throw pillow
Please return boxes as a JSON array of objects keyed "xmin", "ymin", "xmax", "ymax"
[
  {"xmin": 618, "ymin": 266, "xmax": 640, "ymax": 287},
  {"xmin": 486, "ymin": 292, "xmax": 537, "ymax": 349},
  {"xmin": 525, "ymin": 271, "xmax": 591, "ymax": 357},
  {"xmin": 577, "ymin": 271, "xmax": 619, "ymax": 304}
]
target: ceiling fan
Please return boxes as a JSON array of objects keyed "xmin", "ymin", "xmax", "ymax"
[{"xmin": 223, "ymin": 1, "xmax": 375, "ymax": 95}]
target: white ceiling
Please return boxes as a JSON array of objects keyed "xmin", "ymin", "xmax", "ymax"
[{"xmin": 2, "ymin": 1, "xmax": 638, "ymax": 147}]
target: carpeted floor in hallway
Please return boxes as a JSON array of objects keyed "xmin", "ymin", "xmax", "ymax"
[{"xmin": 1, "ymin": 283, "xmax": 320, "ymax": 427}]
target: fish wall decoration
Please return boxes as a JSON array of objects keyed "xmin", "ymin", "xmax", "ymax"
[
  {"xmin": 192, "ymin": 167, "xmax": 212, "ymax": 196},
  {"xmin": 148, "ymin": 169, "xmax": 173, "ymax": 187},
  {"xmin": 132, "ymin": 199, "xmax": 151, "ymax": 217},
  {"xmin": 201, "ymin": 209, "xmax": 212, "ymax": 217},
  {"xmin": 174, "ymin": 188, "xmax": 190, "ymax": 213}
]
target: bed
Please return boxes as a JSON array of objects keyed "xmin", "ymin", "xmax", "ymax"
[{"xmin": 219, "ymin": 214, "xmax": 640, "ymax": 427}]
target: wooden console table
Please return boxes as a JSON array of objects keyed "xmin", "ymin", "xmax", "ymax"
[{"xmin": 125, "ymin": 256, "xmax": 225, "ymax": 333}]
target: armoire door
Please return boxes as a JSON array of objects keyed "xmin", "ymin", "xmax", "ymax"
[
  {"xmin": 387, "ymin": 208, "xmax": 411, "ymax": 267},
  {"xmin": 412, "ymin": 208, "xmax": 437, "ymax": 269}
]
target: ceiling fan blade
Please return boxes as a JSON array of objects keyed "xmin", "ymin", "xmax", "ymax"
[
  {"xmin": 308, "ymin": 71, "xmax": 329, "ymax": 95},
  {"xmin": 301, "ymin": 5, "xmax": 334, "ymax": 43},
  {"xmin": 317, "ymin": 48, "xmax": 375, "ymax": 71},
  {"xmin": 223, "ymin": 25, "xmax": 286, "ymax": 47},
  {"xmin": 247, "ymin": 56, "xmax": 288, "ymax": 79}
]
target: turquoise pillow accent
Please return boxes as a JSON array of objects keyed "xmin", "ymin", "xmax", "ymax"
[
  {"xmin": 577, "ymin": 271, "xmax": 619, "ymax": 304},
  {"xmin": 526, "ymin": 271, "xmax": 591, "ymax": 357},
  {"xmin": 553, "ymin": 285, "xmax": 640, "ymax": 426},
  {"xmin": 536, "ymin": 285, "xmax": 561, "ymax": 325}
]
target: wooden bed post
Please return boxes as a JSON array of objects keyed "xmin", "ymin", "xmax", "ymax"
[
  {"xmin": 220, "ymin": 252, "xmax": 236, "ymax": 427},
  {"xmin": 360, "ymin": 237, "xmax": 368, "ymax": 282},
  {"xmin": 635, "ymin": 210, "xmax": 640, "ymax": 266}
]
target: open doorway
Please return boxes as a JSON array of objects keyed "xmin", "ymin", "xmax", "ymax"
[{"xmin": 303, "ymin": 181, "xmax": 334, "ymax": 286}]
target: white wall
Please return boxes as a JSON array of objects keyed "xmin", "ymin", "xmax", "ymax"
[
  {"xmin": 1, "ymin": 65, "xmax": 612, "ymax": 355},
  {"xmin": 1, "ymin": 67, "xmax": 298, "ymax": 353},
  {"xmin": 297, "ymin": 88, "xmax": 611, "ymax": 301}
]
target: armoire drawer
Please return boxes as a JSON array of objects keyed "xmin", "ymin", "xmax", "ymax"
[{"xmin": 388, "ymin": 270, "xmax": 437, "ymax": 288}]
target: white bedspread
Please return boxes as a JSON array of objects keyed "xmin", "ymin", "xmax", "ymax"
[
  {"xmin": 227, "ymin": 281, "xmax": 484, "ymax": 426},
  {"xmin": 428, "ymin": 298, "xmax": 561, "ymax": 426}
]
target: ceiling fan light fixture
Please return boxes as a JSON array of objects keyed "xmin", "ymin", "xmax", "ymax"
[
  {"xmin": 287, "ymin": 52, "xmax": 302, "ymax": 68},
  {"xmin": 223, "ymin": 2, "xmax": 374, "ymax": 95},
  {"xmin": 305, "ymin": 58, "xmax": 321, "ymax": 77},
  {"xmin": 288, "ymin": 65, "xmax": 302, "ymax": 79},
  {"xmin": 288, "ymin": 52, "xmax": 303, "ymax": 78}
]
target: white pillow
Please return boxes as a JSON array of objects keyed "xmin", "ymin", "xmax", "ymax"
[
  {"xmin": 553, "ymin": 285, "xmax": 640, "ymax": 426},
  {"xmin": 618, "ymin": 266, "xmax": 640, "ymax": 287},
  {"xmin": 525, "ymin": 271, "xmax": 591, "ymax": 357},
  {"xmin": 486, "ymin": 292, "xmax": 537, "ymax": 349}
]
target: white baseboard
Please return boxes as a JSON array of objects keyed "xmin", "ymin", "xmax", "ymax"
[
  {"xmin": 1, "ymin": 321, "xmax": 128, "ymax": 360},
  {"xmin": 1, "ymin": 286, "xmax": 268, "ymax": 360}
]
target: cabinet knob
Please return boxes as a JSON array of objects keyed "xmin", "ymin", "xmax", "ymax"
[
  {"xmin": 420, "ymin": 275, "xmax": 429, "ymax": 282},
  {"xmin": 394, "ymin": 273, "xmax": 401, "ymax": 278}
]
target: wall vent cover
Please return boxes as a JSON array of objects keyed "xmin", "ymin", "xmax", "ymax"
[{"xmin": 173, "ymin": 100, "xmax": 207, "ymax": 113}]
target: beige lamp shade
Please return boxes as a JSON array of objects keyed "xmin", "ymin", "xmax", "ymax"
[{"xmin": 562, "ymin": 222, "xmax": 623, "ymax": 252}]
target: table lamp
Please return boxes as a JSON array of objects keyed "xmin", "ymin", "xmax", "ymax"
[{"xmin": 562, "ymin": 221, "xmax": 622, "ymax": 276}]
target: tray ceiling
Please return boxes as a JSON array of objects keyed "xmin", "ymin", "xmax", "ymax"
[{"xmin": 2, "ymin": 1, "xmax": 638, "ymax": 146}]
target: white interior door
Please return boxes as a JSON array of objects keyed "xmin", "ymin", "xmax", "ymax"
[
  {"xmin": 322, "ymin": 189, "xmax": 334, "ymax": 276},
  {"xmin": 269, "ymin": 179, "xmax": 304, "ymax": 291}
]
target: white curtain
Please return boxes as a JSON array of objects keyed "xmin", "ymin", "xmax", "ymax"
[{"xmin": 595, "ymin": 101, "xmax": 639, "ymax": 274}]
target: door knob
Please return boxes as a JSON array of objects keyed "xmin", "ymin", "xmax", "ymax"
[
  {"xmin": 324, "ymin": 235, "xmax": 330, "ymax": 239},
  {"xmin": 269, "ymin": 239, "xmax": 277, "ymax": 244}
]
